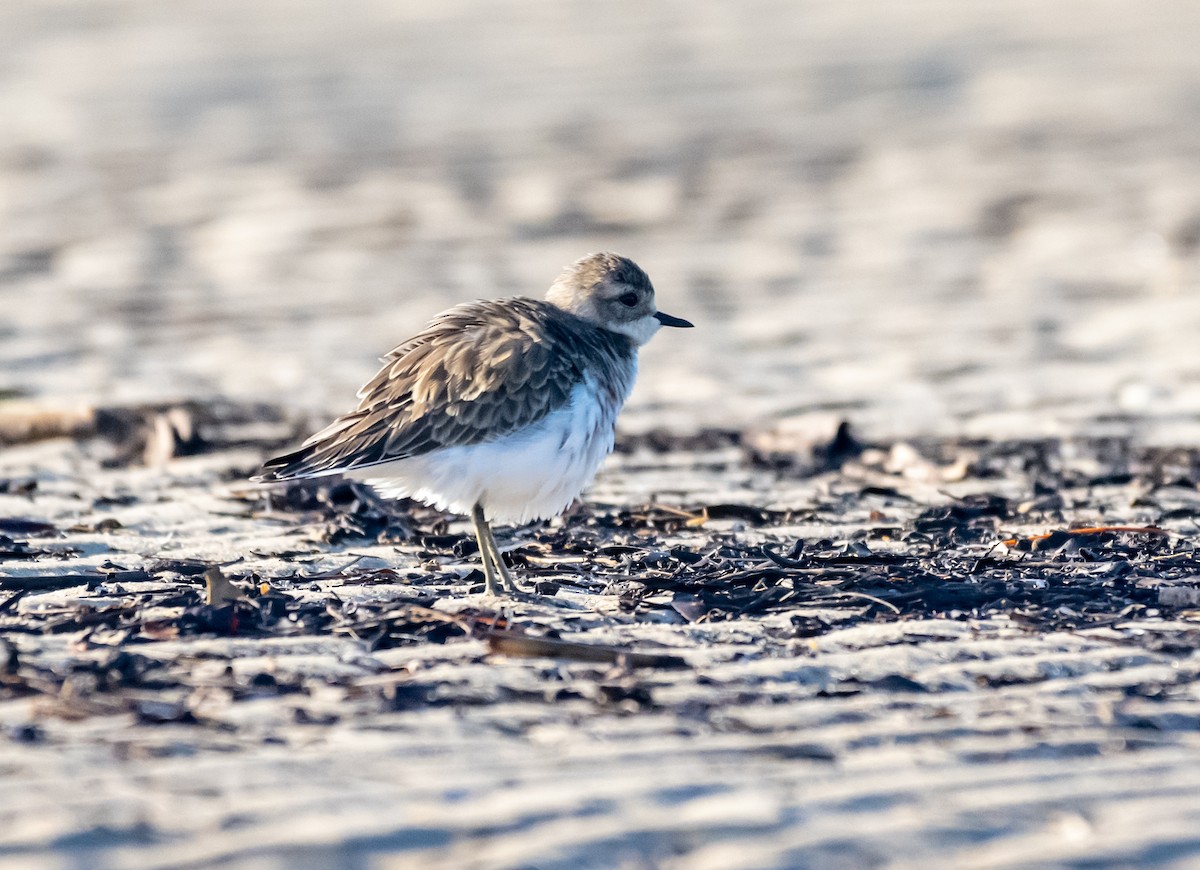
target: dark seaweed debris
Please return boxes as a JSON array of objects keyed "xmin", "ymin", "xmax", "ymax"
[
  {"xmin": 4, "ymin": 427, "xmax": 1200, "ymax": 727},
  {"xmin": 242, "ymin": 478, "xmax": 447, "ymax": 544},
  {"xmin": 230, "ymin": 433, "xmax": 1200, "ymax": 636},
  {"xmin": 0, "ymin": 399, "xmax": 302, "ymax": 466},
  {"xmin": 0, "ymin": 535, "xmax": 48, "ymax": 561},
  {"xmin": 496, "ymin": 519, "xmax": 1195, "ymax": 635},
  {"xmin": 100, "ymin": 400, "xmax": 299, "ymax": 467}
]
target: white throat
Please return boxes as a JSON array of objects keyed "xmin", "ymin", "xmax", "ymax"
[{"xmin": 604, "ymin": 315, "xmax": 661, "ymax": 347}]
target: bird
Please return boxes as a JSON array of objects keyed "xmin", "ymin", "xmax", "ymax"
[{"xmin": 254, "ymin": 252, "xmax": 693, "ymax": 596}]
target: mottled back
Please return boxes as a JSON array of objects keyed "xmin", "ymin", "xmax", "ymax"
[{"xmin": 256, "ymin": 298, "xmax": 635, "ymax": 480}]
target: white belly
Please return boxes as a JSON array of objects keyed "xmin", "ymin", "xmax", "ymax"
[{"xmin": 347, "ymin": 377, "xmax": 623, "ymax": 524}]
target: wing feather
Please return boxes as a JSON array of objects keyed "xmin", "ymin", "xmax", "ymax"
[{"xmin": 255, "ymin": 298, "xmax": 631, "ymax": 481}]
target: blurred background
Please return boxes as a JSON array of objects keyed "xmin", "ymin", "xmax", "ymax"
[{"xmin": 3, "ymin": 0, "xmax": 1200, "ymax": 441}]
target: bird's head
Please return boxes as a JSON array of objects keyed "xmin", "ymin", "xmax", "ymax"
[{"xmin": 545, "ymin": 252, "xmax": 693, "ymax": 345}]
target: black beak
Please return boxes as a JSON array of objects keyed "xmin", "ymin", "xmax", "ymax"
[{"xmin": 654, "ymin": 311, "xmax": 694, "ymax": 328}]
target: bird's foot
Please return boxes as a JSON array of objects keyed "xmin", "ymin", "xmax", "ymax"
[{"xmin": 498, "ymin": 567, "xmax": 523, "ymax": 596}]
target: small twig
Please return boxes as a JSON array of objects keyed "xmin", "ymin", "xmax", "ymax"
[
  {"xmin": 761, "ymin": 543, "xmax": 806, "ymax": 569},
  {"xmin": 1000, "ymin": 526, "xmax": 1171, "ymax": 548},
  {"xmin": 300, "ymin": 555, "xmax": 369, "ymax": 580},
  {"xmin": 485, "ymin": 629, "xmax": 688, "ymax": 669},
  {"xmin": 0, "ymin": 574, "xmax": 95, "ymax": 592},
  {"xmin": 822, "ymin": 591, "xmax": 902, "ymax": 614},
  {"xmin": 646, "ymin": 503, "xmax": 702, "ymax": 519},
  {"xmin": 0, "ymin": 590, "xmax": 26, "ymax": 613}
]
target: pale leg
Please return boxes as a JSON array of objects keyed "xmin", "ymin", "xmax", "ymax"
[
  {"xmin": 480, "ymin": 516, "xmax": 521, "ymax": 594},
  {"xmin": 470, "ymin": 503, "xmax": 504, "ymax": 597}
]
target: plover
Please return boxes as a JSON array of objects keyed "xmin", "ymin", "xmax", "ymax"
[{"xmin": 255, "ymin": 252, "xmax": 692, "ymax": 596}]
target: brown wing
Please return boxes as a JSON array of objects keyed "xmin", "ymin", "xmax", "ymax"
[{"xmin": 255, "ymin": 298, "xmax": 595, "ymax": 480}]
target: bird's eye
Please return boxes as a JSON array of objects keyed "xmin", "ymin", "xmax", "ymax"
[{"xmin": 618, "ymin": 292, "xmax": 638, "ymax": 307}]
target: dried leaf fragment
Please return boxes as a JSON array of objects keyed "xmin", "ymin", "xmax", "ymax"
[{"xmin": 204, "ymin": 567, "xmax": 244, "ymax": 607}]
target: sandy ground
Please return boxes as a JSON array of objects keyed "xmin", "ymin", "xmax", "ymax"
[
  {"xmin": 3, "ymin": 0, "xmax": 1200, "ymax": 867},
  {"xmin": 4, "ymin": 429, "xmax": 1200, "ymax": 870}
]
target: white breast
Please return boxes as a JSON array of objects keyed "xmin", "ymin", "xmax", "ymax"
[{"xmin": 347, "ymin": 371, "xmax": 632, "ymax": 524}]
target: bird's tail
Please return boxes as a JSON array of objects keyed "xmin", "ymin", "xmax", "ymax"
[
  {"xmin": 253, "ymin": 409, "xmax": 377, "ymax": 481},
  {"xmin": 251, "ymin": 446, "xmax": 321, "ymax": 482}
]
